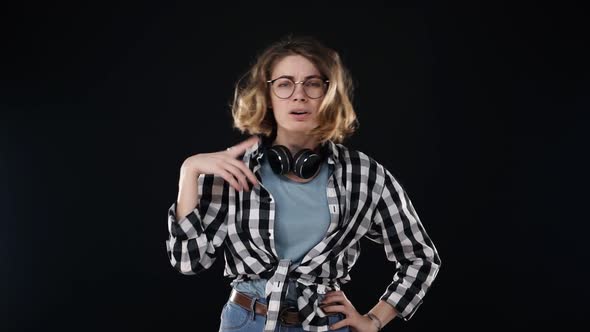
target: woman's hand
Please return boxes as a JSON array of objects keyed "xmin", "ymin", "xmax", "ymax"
[
  {"xmin": 320, "ymin": 290, "xmax": 379, "ymax": 332},
  {"xmin": 181, "ymin": 135, "xmax": 259, "ymax": 192}
]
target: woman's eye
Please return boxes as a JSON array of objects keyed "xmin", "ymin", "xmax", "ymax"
[{"xmin": 306, "ymin": 80, "xmax": 322, "ymax": 87}]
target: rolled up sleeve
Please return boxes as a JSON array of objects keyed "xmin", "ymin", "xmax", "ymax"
[
  {"xmin": 365, "ymin": 166, "xmax": 441, "ymax": 320},
  {"xmin": 165, "ymin": 174, "xmax": 229, "ymax": 275}
]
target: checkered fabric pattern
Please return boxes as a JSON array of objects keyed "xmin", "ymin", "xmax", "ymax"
[{"xmin": 166, "ymin": 135, "xmax": 441, "ymax": 331}]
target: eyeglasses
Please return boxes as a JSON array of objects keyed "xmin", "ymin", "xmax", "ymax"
[{"xmin": 267, "ymin": 77, "xmax": 330, "ymax": 99}]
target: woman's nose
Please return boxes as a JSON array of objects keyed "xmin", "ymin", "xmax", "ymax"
[{"xmin": 291, "ymin": 83, "xmax": 307, "ymax": 101}]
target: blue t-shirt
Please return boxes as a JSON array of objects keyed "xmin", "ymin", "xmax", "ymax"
[{"xmin": 232, "ymin": 152, "xmax": 331, "ymax": 301}]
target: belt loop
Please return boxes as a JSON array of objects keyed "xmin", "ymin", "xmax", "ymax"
[{"xmin": 249, "ymin": 296, "xmax": 257, "ymax": 321}]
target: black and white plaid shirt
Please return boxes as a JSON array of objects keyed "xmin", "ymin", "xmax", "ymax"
[{"xmin": 166, "ymin": 136, "xmax": 441, "ymax": 332}]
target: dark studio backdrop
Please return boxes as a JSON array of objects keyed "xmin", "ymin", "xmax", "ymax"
[{"xmin": 1, "ymin": 3, "xmax": 588, "ymax": 331}]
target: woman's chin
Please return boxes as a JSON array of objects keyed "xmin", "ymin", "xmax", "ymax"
[{"xmin": 277, "ymin": 122, "xmax": 316, "ymax": 133}]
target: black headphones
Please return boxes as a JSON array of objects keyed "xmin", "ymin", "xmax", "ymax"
[{"xmin": 261, "ymin": 135, "xmax": 326, "ymax": 179}]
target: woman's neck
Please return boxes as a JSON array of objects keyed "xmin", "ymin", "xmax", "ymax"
[{"xmin": 272, "ymin": 131, "xmax": 320, "ymax": 155}]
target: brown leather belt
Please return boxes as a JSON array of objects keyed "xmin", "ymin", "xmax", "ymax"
[{"xmin": 229, "ymin": 289, "xmax": 302, "ymax": 326}]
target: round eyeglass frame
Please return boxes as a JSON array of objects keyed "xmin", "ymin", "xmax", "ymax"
[{"xmin": 266, "ymin": 77, "xmax": 330, "ymax": 99}]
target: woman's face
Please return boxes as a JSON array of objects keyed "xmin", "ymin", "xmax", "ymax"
[{"xmin": 268, "ymin": 55, "xmax": 325, "ymax": 136}]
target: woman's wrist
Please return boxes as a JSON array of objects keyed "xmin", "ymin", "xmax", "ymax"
[
  {"xmin": 181, "ymin": 155, "xmax": 201, "ymax": 175},
  {"xmin": 364, "ymin": 312, "xmax": 382, "ymax": 331}
]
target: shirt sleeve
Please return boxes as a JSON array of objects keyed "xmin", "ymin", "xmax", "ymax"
[
  {"xmin": 365, "ymin": 165, "xmax": 441, "ymax": 320},
  {"xmin": 165, "ymin": 173, "xmax": 230, "ymax": 275}
]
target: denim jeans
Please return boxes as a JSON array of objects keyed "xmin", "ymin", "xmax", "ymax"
[{"xmin": 218, "ymin": 292, "xmax": 350, "ymax": 332}]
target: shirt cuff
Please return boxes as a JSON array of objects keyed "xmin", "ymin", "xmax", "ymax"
[
  {"xmin": 167, "ymin": 201, "xmax": 204, "ymax": 240},
  {"xmin": 379, "ymin": 285, "xmax": 424, "ymax": 321}
]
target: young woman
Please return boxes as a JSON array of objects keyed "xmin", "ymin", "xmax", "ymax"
[{"xmin": 166, "ymin": 35, "xmax": 441, "ymax": 332}]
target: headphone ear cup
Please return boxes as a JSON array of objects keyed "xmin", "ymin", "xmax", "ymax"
[
  {"xmin": 267, "ymin": 145, "xmax": 293, "ymax": 175},
  {"xmin": 293, "ymin": 149, "xmax": 322, "ymax": 179}
]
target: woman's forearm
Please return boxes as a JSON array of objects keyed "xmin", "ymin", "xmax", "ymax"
[{"xmin": 175, "ymin": 162, "xmax": 200, "ymax": 220}]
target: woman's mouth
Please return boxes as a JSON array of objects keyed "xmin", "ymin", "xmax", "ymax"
[{"xmin": 290, "ymin": 110, "xmax": 310, "ymax": 121}]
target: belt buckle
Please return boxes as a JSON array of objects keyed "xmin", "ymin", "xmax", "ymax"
[{"xmin": 279, "ymin": 305, "xmax": 298, "ymax": 326}]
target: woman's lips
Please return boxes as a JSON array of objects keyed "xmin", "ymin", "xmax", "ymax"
[{"xmin": 289, "ymin": 112, "xmax": 310, "ymax": 121}]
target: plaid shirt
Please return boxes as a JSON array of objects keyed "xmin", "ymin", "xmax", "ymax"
[{"xmin": 166, "ymin": 136, "xmax": 441, "ymax": 332}]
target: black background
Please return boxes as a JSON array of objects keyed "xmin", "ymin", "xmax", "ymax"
[{"xmin": 2, "ymin": 3, "xmax": 588, "ymax": 331}]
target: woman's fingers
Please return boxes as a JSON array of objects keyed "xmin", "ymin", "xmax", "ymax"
[
  {"xmin": 226, "ymin": 135, "xmax": 259, "ymax": 158},
  {"xmin": 323, "ymin": 290, "xmax": 346, "ymax": 299},
  {"xmin": 320, "ymin": 295, "xmax": 345, "ymax": 307},
  {"xmin": 321, "ymin": 304, "xmax": 347, "ymax": 314},
  {"xmin": 210, "ymin": 136, "xmax": 261, "ymax": 191},
  {"xmin": 224, "ymin": 163, "xmax": 250, "ymax": 191},
  {"xmin": 320, "ymin": 292, "xmax": 347, "ymax": 308},
  {"xmin": 226, "ymin": 157, "xmax": 258, "ymax": 187},
  {"xmin": 218, "ymin": 168, "xmax": 242, "ymax": 192}
]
